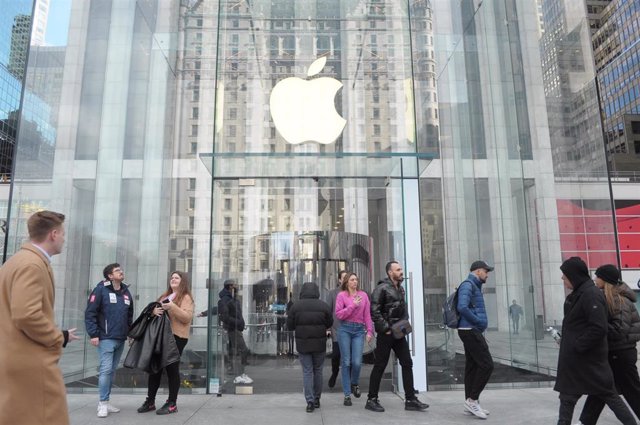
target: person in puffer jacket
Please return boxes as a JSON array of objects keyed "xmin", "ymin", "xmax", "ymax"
[
  {"xmin": 84, "ymin": 263, "xmax": 134, "ymax": 418},
  {"xmin": 578, "ymin": 264, "xmax": 640, "ymax": 425}
]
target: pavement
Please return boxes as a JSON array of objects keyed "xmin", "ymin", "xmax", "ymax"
[{"xmin": 68, "ymin": 388, "xmax": 627, "ymax": 424}]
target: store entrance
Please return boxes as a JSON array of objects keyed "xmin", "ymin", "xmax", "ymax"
[{"xmin": 207, "ymin": 177, "xmax": 405, "ymax": 394}]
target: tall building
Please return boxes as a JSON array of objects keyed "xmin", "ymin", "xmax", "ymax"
[
  {"xmin": 31, "ymin": 0, "xmax": 50, "ymax": 46},
  {"xmin": 1, "ymin": 0, "xmax": 620, "ymax": 394}
]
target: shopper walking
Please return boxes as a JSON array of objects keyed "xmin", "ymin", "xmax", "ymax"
[
  {"xmin": 137, "ymin": 271, "xmax": 194, "ymax": 415},
  {"xmin": 335, "ymin": 272, "xmax": 374, "ymax": 406},
  {"xmin": 365, "ymin": 261, "xmax": 429, "ymax": 413},
  {"xmin": 218, "ymin": 279, "xmax": 252, "ymax": 384},
  {"xmin": 509, "ymin": 299, "xmax": 523, "ymax": 334},
  {"xmin": 555, "ymin": 257, "xmax": 636, "ymax": 425},
  {"xmin": 287, "ymin": 282, "xmax": 333, "ymax": 413},
  {"xmin": 578, "ymin": 264, "xmax": 640, "ymax": 425},
  {"xmin": 457, "ymin": 260, "xmax": 495, "ymax": 419}
]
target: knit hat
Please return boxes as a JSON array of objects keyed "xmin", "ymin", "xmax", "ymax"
[
  {"xmin": 595, "ymin": 264, "xmax": 622, "ymax": 285},
  {"xmin": 560, "ymin": 257, "xmax": 590, "ymax": 289}
]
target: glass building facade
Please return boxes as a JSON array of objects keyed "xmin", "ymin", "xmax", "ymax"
[{"xmin": 3, "ymin": 0, "xmax": 619, "ymax": 395}]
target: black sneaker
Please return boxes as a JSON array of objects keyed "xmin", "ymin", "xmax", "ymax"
[
  {"xmin": 328, "ymin": 373, "xmax": 337, "ymax": 388},
  {"xmin": 306, "ymin": 402, "xmax": 314, "ymax": 413},
  {"xmin": 405, "ymin": 398, "xmax": 429, "ymax": 411},
  {"xmin": 314, "ymin": 398, "xmax": 320, "ymax": 409},
  {"xmin": 351, "ymin": 384, "xmax": 361, "ymax": 398},
  {"xmin": 137, "ymin": 398, "xmax": 155, "ymax": 413},
  {"xmin": 365, "ymin": 398, "xmax": 385, "ymax": 412},
  {"xmin": 156, "ymin": 401, "xmax": 177, "ymax": 415},
  {"xmin": 344, "ymin": 396, "xmax": 352, "ymax": 406}
]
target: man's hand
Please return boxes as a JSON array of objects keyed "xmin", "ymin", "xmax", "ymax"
[
  {"xmin": 67, "ymin": 328, "xmax": 80, "ymax": 342},
  {"xmin": 90, "ymin": 337, "xmax": 99, "ymax": 347}
]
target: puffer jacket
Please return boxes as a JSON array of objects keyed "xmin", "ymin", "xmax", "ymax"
[
  {"xmin": 370, "ymin": 277, "xmax": 408, "ymax": 335},
  {"xmin": 123, "ymin": 302, "xmax": 181, "ymax": 374},
  {"xmin": 286, "ymin": 282, "xmax": 333, "ymax": 353},
  {"xmin": 456, "ymin": 273, "xmax": 488, "ymax": 332},
  {"xmin": 607, "ymin": 284, "xmax": 640, "ymax": 352}
]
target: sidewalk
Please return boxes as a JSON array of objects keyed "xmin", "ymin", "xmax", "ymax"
[{"xmin": 69, "ymin": 388, "xmax": 624, "ymax": 424}]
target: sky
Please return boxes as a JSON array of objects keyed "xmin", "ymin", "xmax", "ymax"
[{"xmin": 44, "ymin": 0, "xmax": 71, "ymax": 46}]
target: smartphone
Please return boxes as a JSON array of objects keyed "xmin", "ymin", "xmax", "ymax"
[{"xmin": 162, "ymin": 299, "xmax": 170, "ymax": 304}]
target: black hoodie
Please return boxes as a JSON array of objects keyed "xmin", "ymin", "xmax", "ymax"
[
  {"xmin": 560, "ymin": 256, "xmax": 591, "ymax": 290},
  {"xmin": 286, "ymin": 282, "xmax": 333, "ymax": 354},
  {"xmin": 218, "ymin": 287, "xmax": 245, "ymax": 331}
]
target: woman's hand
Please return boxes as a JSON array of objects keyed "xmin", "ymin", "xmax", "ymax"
[
  {"xmin": 353, "ymin": 294, "xmax": 362, "ymax": 306},
  {"xmin": 153, "ymin": 306, "xmax": 164, "ymax": 316},
  {"xmin": 161, "ymin": 300, "xmax": 174, "ymax": 311},
  {"xmin": 366, "ymin": 333, "xmax": 373, "ymax": 343}
]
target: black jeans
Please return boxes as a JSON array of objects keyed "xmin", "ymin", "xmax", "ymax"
[
  {"xmin": 458, "ymin": 329, "xmax": 494, "ymax": 401},
  {"xmin": 558, "ymin": 392, "xmax": 636, "ymax": 425},
  {"xmin": 367, "ymin": 332, "xmax": 415, "ymax": 400},
  {"xmin": 331, "ymin": 339, "xmax": 341, "ymax": 377},
  {"xmin": 147, "ymin": 335, "xmax": 188, "ymax": 403},
  {"xmin": 579, "ymin": 347, "xmax": 640, "ymax": 425},
  {"xmin": 228, "ymin": 329, "xmax": 248, "ymax": 376}
]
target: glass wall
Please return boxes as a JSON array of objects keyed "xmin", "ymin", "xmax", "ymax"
[{"xmin": 2, "ymin": 0, "xmax": 619, "ymax": 395}]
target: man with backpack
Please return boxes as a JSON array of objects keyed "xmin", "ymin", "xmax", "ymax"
[{"xmin": 457, "ymin": 260, "xmax": 494, "ymax": 419}]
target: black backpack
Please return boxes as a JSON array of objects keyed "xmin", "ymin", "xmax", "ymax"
[{"xmin": 442, "ymin": 288, "xmax": 460, "ymax": 328}]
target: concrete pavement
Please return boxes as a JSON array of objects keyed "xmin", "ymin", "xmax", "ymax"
[{"xmin": 68, "ymin": 388, "xmax": 626, "ymax": 424}]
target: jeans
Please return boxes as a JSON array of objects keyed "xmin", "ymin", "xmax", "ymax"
[
  {"xmin": 98, "ymin": 339, "xmax": 125, "ymax": 401},
  {"xmin": 558, "ymin": 392, "xmax": 636, "ymax": 425},
  {"xmin": 458, "ymin": 329, "xmax": 494, "ymax": 401},
  {"xmin": 579, "ymin": 347, "xmax": 640, "ymax": 425},
  {"xmin": 299, "ymin": 352, "xmax": 325, "ymax": 403},
  {"xmin": 337, "ymin": 321, "xmax": 365, "ymax": 396},
  {"xmin": 367, "ymin": 332, "xmax": 415, "ymax": 400},
  {"xmin": 148, "ymin": 335, "xmax": 188, "ymax": 403}
]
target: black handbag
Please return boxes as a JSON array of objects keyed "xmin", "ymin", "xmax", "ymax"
[
  {"xmin": 128, "ymin": 302, "xmax": 159, "ymax": 340},
  {"xmin": 390, "ymin": 319, "xmax": 412, "ymax": 339}
]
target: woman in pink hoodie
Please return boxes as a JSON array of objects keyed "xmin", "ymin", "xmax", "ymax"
[{"xmin": 335, "ymin": 272, "xmax": 374, "ymax": 406}]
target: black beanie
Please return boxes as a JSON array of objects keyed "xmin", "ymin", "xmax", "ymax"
[
  {"xmin": 595, "ymin": 264, "xmax": 621, "ymax": 285},
  {"xmin": 560, "ymin": 257, "xmax": 590, "ymax": 289}
]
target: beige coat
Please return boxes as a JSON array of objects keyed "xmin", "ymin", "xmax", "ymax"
[
  {"xmin": 0, "ymin": 244, "xmax": 68, "ymax": 425},
  {"xmin": 166, "ymin": 295, "xmax": 194, "ymax": 339}
]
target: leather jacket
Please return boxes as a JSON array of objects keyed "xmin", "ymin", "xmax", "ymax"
[{"xmin": 370, "ymin": 277, "xmax": 408, "ymax": 334}]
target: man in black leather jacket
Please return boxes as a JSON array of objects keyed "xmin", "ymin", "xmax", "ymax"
[{"xmin": 365, "ymin": 261, "xmax": 429, "ymax": 413}]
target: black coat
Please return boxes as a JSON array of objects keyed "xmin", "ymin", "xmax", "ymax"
[
  {"xmin": 370, "ymin": 277, "xmax": 408, "ymax": 334},
  {"xmin": 286, "ymin": 282, "xmax": 333, "ymax": 354},
  {"xmin": 607, "ymin": 284, "xmax": 640, "ymax": 352},
  {"xmin": 218, "ymin": 287, "xmax": 245, "ymax": 331},
  {"xmin": 554, "ymin": 279, "xmax": 615, "ymax": 395},
  {"xmin": 124, "ymin": 302, "xmax": 181, "ymax": 374}
]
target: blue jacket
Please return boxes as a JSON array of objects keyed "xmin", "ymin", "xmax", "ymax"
[
  {"xmin": 456, "ymin": 273, "xmax": 488, "ymax": 332},
  {"xmin": 85, "ymin": 280, "xmax": 134, "ymax": 340}
]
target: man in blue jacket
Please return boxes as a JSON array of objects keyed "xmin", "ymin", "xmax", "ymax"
[
  {"xmin": 85, "ymin": 263, "xmax": 134, "ymax": 418},
  {"xmin": 457, "ymin": 260, "xmax": 494, "ymax": 419}
]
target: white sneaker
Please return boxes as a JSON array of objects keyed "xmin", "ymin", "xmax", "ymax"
[
  {"xmin": 463, "ymin": 405, "xmax": 490, "ymax": 416},
  {"xmin": 464, "ymin": 399, "xmax": 488, "ymax": 419},
  {"xmin": 233, "ymin": 374, "xmax": 252, "ymax": 384},
  {"xmin": 97, "ymin": 401, "xmax": 108, "ymax": 418},
  {"xmin": 107, "ymin": 402, "xmax": 120, "ymax": 413}
]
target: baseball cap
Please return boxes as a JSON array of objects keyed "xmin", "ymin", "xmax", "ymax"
[{"xmin": 470, "ymin": 260, "xmax": 494, "ymax": 272}]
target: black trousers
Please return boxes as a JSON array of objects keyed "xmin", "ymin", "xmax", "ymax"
[
  {"xmin": 458, "ymin": 329, "xmax": 494, "ymax": 401},
  {"xmin": 579, "ymin": 347, "xmax": 640, "ymax": 425},
  {"xmin": 228, "ymin": 329, "xmax": 248, "ymax": 375},
  {"xmin": 147, "ymin": 335, "xmax": 188, "ymax": 403},
  {"xmin": 367, "ymin": 332, "xmax": 415, "ymax": 400},
  {"xmin": 558, "ymin": 392, "xmax": 636, "ymax": 425},
  {"xmin": 330, "ymin": 339, "xmax": 341, "ymax": 376}
]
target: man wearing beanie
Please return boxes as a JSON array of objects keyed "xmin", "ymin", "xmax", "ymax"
[{"xmin": 554, "ymin": 257, "xmax": 636, "ymax": 425}]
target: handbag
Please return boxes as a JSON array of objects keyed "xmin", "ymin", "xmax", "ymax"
[{"xmin": 390, "ymin": 319, "xmax": 412, "ymax": 339}]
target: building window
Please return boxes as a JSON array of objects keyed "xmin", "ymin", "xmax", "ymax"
[
  {"xmin": 189, "ymin": 197, "xmax": 195, "ymax": 209},
  {"xmin": 192, "ymin": 107, "xmax": 199, "ymax": 119},
  {"xmin": 189, "ymin": 178, "xmax": 196, "ymax": 190},
  {"xmin": 191, "ymin": 125, "xmax": 198, "ymax": 136},
  {"xmin": 190, "ymin": 142, "xmax": 197, "ymax": 153},
  {"xmin": 224, "ymin": 198, "xmax": 232, "ymax": 210}
]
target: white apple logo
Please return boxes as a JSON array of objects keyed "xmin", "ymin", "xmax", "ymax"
[{"xmin": 270, "ymin": 57, "xmax": 346, "ymax": 144}]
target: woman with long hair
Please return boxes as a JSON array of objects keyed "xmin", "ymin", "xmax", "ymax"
[
  {"xmin": 335, "ymin": 272, "xmax": 373, "ymax": 407},
  {"xmin": 137, "ymin": 271, "xmax": 194, "ymax": 415},
  {"xmin": 578, "ymin": 264, "xmax": 640, "ymax": 425}
]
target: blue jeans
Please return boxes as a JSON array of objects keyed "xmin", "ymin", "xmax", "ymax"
[
  {"xmin": 337, "ymin": 321, "xmax": 365, "ymax": 396},
  {"xmin": 97, "ymin": 339, "xmax": 125, "ymax": 401},
  {"xmin": 299, "ymin": 352, "xmax": 325, "ymax": 403}
]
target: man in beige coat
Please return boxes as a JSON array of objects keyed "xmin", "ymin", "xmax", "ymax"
[{"xmin": 0, "ymin": 211, "xmax": 79, "ymax": 425}]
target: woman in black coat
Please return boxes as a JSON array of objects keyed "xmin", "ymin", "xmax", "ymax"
[
  {"xmin": 579, "ymin": 265, "xmax": 640, "ymax": 424},
  {"xmin": 287, "ymin": 282, "xmax": 333, "ymax": 413},
  {"xmin": 554, "ymin": 257, "xmax": 636, "ymax": 425}
]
